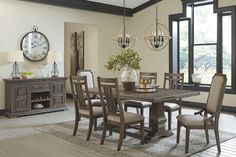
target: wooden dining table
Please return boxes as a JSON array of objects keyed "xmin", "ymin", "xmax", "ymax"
[{"xmin": 90, "ymin": 87, "xmax": 200, "ymax": 140}]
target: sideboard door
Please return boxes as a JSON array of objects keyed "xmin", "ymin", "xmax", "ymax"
[
  {"xmin": 51, "ymin": 82, "xmax": 65, "ymax": 108},
  {"xmin": 14, "ymin": 86, "xmax": 31, "ymax": 112}
]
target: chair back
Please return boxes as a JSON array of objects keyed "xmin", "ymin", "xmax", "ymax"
[
  {"xmin": 77, "ymin": 70, "xmax": 94, "ymax": 88},
  {"xmin": 97, "ymin": 77, "xmax": 124, "ymax": 122},
  {"xmin": 70, "ymin": 75, "xmax": 93, "ymax": 114},
  {"xmin": 163, "ymin": 73, "xmax": 184, "ymax": 89},
  {"xmin": 206, "ymin": 73, "xmax": 227, "ymax": 115},
  {"xmin": 139, "ymin": 72, "xmax": 157, "ymax": 85}
]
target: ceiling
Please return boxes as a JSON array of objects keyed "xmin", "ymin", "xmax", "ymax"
[
  {"xmin": 86, "ymin": 0, "xmax": 150, "ymax": 9},
  {"xmin": 22, "ymin": 0, "xmax": 160, "ymax": 16}
]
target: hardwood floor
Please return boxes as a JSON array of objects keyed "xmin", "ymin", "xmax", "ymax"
[{"xmin": 0, "ymin": 99, "xmax": 235, "ymax": 157}]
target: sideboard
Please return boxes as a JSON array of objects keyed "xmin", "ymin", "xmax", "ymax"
[{"xmin": 4, "ymin": 77, "xmax": 67, "ymax": 117}]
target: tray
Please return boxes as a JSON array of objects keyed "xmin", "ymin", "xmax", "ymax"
[{"xmin": 133, "ymin": 85, "xmax": 159, "ymax": 93}]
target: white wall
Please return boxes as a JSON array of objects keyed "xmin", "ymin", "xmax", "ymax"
[
  {"xmin": 0, "ymin": 0, "xmax": 128, "ymax": 109},
  {"xmin": 129, "ymin": 0, "xmax": 236, "ymax": 107},
  {"xmin": 64, "ymin": 22, "xmax": 99, "ymax": 93},
  {"xmin": 219, "ymin": 0, "xmax": 236, "ymax": 7}
]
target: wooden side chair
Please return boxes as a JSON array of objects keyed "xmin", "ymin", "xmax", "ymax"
[
  {"xmin": 124, "ymin": 72, "xmax": 157, "ymax": 121},
  {"xmin": 176, "ymin": 73, "xmax": 227, "ymax": 153},
  {"xmin": 70, "ymin": 75, "xmax": 103, "ymax": 140},
  {"xmin": 163, "ymin": 72, "xmax": 184, "ymax": 131},
  {"xmin": 77, "ymin": 70, "xmax": 102, "ymax": 130},
  {"xmin": 97, "ymin": 77, "xmax": 144, "ymax": 151}
]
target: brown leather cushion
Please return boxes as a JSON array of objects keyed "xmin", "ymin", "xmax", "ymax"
[
  {"xmin": 177, "ymin": 114, "xmax": 211, "ymax": 127},
  {"xmin": 124, "ymin": 100, "xmax": 152, "ymax": 107},
  {"xmin": 79, "ymin": 106, "xmax": 103, "ymax": 116},
  {"xmin": 108, "ymin": 112, "xmax": 144, "ymax": 124},
  {"xmin": 164, "ymin": 102, "xmax": 180, "ymax": 111}
]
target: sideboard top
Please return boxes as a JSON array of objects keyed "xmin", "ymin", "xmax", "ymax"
[{"xmin": 3, "ymin": 77, "xmax": 68, "ymax": 82}]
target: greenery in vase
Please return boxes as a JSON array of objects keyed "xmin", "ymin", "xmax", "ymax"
[{"xmin": 105, "ymin": 49, "xmax": 142, "ymax": 71}]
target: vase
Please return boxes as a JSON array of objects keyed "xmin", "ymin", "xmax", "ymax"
[{"xmin": 121, "ymin": 68, "xmax": 137, "ymax": 90}]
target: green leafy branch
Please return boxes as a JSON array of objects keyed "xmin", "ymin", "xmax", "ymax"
[{"xmin": 105, "ymin": 49, "xmax": 142, "ymax": 71}]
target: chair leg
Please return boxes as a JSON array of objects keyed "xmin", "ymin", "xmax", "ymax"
[
  {"xmin": 124, "ymin": 105, "xmax": 128, "ymax": 112},
  {"xmin": 117, "ymin": 125, "xmax": 125, "ymax": 151},
  {"xmin": 178, "ymin": 108, "xmax": 181, "ymax": 115},
  {"xmin": 109, "ymin": 125, "xmax": 113, "ymax": 136},
  {"xmin": 136, "ymin": 108, "xmax": 140, "ymax": 114},
  {"xmin": 73, "ymin": 118, "xmax": 79, "ymax": 136},
  {"xmin": 86, "ymin": 118, "xmax": 93, "ymax": 141},
  {"xmin": 140, "ymin": 107, "xmax": 144, "ymax": 116},
  {"xmin": 124, "ymin": 126, "xmax": 126, "ymax": 139},
  {"xmin": 94, "ymin": 118, "xmax": 97, "ymax": 131},
  {"xmin": 140, "ymin": 120, "xmax": 144, "ymax": 144},
  {"xmin": 176, "ymin": 121, "xmax": 181, "ymax": 144},
  {"xmin": 185, "ymin": 128, "xmax": 190, "ymax": 154},
  {"xmin": 204, "ymin": 125, "xmax": 209, "ymax": 143},
  {"xmin": 214, "ymin": 124, "xmax": 221, "ymax": 152},
  {"xmin": 167, "ymin": 110, "xmax": 172, "ymax": 131},
  {"xmin": 100, "ymin": 120, "xmax": 107, "ymax": 145},
  {"xmin": 149, "ymin": 107, "xmax": 152, "ymax": 128}
]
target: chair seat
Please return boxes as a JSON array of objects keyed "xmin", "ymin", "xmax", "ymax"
[
  {"xmin": 108, "ymin": 112, "xmax": 144, "ymax": 124},
  {"xmin": 164, "ymin": 102, "xmax": 180, "ymax": 111},
  {"xmin": 177, "ymin": 114, "xmax": 212, "ymax": 127},
  {"xmin": 79, "ymin": 106, "xmax": 103, "ymax": 116},
  {"xmin": 124, "ymin": 100, "xmax": 152, "ymax": 108}
]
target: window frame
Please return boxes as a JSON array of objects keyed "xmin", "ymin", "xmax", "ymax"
[{"xmin": 169, "ymin": 0, "xmax": 236, "ymax": 94}]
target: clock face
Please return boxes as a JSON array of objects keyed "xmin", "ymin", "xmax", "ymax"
[{"xmin": 21, "ymin": 31, "xmax": 50, "ymax": 61}]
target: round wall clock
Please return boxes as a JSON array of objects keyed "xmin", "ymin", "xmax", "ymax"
[{"xmin": 20, "ymin": 25, "xmax": 50, "ymax": 62}]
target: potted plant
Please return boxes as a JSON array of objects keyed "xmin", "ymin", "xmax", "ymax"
[{"xmin": 105, "ymin": 49, "xmax": 142, "ymax": 90}]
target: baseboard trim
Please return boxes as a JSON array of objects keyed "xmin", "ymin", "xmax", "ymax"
[{"xmin": 182, "ymin": 101, "xmax": 236, "ymax": 114}]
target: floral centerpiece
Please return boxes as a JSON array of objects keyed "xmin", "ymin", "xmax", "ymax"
[{"xmin": 105, "ymin": 49, "xmax": 142, "ymax": 90}]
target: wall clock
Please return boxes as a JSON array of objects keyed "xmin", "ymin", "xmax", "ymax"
[{"xmin": 20, "ymin": 25, "xmax": 50, "ymax": 62}]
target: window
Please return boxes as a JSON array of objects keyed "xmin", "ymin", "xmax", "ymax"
[{"xmin": 170, "ymin": 0, "xmax": 234, "ymax": 92}]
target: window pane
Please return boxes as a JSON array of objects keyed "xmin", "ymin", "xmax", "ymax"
[
  {"xmin": 223, "ymin": 15, "xmax": 232, "ymax": 86},
  {"xmin": 194, "ymin": 4, "xmax": 217, "ymax": 44},
  {"xmin": 179, "ymin": 21, "xmax": 189, "ymax": 82},
  {"xmin": 194, "ymin": 45, "xmax": 216, "ymax": 84}
]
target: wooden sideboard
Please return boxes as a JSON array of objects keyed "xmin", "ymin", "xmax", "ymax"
[{"xmin": 4, "ymin": 77, "xmax": 67, "ymax": 117}]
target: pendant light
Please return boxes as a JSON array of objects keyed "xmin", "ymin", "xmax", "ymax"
[
  {"xmin": 113, "ymin": 0, "xmax": 136, "ymax": 49},
  {"xmin": 144, "ymin": 0, "xmax": 171, "ymax": 51}
]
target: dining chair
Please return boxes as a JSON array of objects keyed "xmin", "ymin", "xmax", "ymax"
[
  {"xmin": 124, "ymin": 72, "xmax": 157, "ymax": 125},
  {"xmin": 70, "ymin": 75, "xmax": 103, "ymax": 140},
  {"xmin": 163, "ymin": 72, "xmax": 184, "ymax": 131},
  {"xmin": 176, "ymin": 73, "xmax": 227, "ymax": 153},
  {"xmin": 97, "ymin": 77, "xmax": 144, "ymax": 151},
  {"xmin": 77, "ymin": 70, "xmax": 102, "ymax": 130}
]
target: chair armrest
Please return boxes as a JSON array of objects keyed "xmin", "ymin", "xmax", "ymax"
[{"xmin": 194, "ymin": 107, "xmax": 206, "ymax": 116}]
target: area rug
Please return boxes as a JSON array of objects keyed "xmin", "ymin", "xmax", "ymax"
[{"xmin": 34, "ymin": 119, "xmax": 236, "ymax": 157}]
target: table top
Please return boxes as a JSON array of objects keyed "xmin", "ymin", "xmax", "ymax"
[{"xmin": 90, "ymin": 87, "xmax": 200, "ymax": 103}]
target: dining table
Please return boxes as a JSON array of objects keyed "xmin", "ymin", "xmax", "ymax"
[{"xmin": 90, "ymin": 86, "xmax": 200, "ymax": 140}]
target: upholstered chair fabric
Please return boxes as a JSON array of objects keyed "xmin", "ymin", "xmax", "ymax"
[
  {"xmin": 206, "ymin": 75, "xmax": 226, "ymax": 113},
  {"xmin": 176, "ymin": 73, "xmax": 227, "ymax": 153}
]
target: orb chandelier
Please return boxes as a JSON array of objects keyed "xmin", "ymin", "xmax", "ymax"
[
  {"xmin": 113, "ymin": 0, "xmax": 136, "ymax": 50},
  {"xmin": 144, "ymin": 0, "xmax": 171, "ymax": 51}
]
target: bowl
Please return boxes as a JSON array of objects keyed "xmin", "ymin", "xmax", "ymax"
[{"xmin": 21, "ymin": 74, "xmax": 34, "ymax": 79}]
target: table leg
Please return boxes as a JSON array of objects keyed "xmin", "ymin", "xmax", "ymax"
[{"xmin": 147, "ymin": 102, "xmax": 173, "ymax": 139}]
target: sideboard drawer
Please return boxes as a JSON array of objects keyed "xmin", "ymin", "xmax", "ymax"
[{"xmin": 31, "ymin": 83, "xmax": 50, "ymax": 91}]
